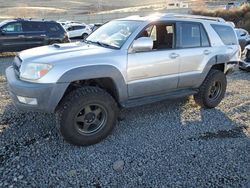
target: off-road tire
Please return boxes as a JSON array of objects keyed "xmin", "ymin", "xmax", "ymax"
[
  {"xmin": 56, "ymin": 86, "xmax": 118, "ymax": 146},
  {"xmin": 194, "ymin": 69, "xmax": 227, "ymax": 108}
]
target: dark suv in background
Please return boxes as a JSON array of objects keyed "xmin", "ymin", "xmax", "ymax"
[{"xmin": 0, "ymin": 19, "xmax": 70, "ymax": 52}]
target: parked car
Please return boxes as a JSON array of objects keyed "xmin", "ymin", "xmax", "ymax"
[
  {"xmin": 89, "ymin": 23, "xmax": 103, "ymax": 32},
  {"xmin": 235, "ymin": 28, "xmax": 250, "ymax": 50},
  {"xmin": 239, "ymin": 44, "xmax": 250, "ymax": 71},
  {"xmin": 57, "ymin": 20, "xmax": 82, "ymax": 28},
  {"xmin": 0, "ymin": 18, "xmax": 70, "ymax": 52},
  {"xmin": 225, "ymin": 2, "xmax": 242, "ymax": 9},
  {"xmin": 66, "ymin": 23, "xmax": 92, "ymax": 39},
  {"xmin": 6, "ymin": 14, "xmax": 240, "ymax": 146}
]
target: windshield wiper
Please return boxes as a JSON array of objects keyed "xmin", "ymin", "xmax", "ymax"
[{"xmin": 84, "ymin": 40, "xmax": 119, "ymax": 49}]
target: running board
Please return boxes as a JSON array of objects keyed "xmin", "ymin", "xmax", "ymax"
[{"xmin": 121, "ymin": 89, "xmax": 198, "ymax": 108}]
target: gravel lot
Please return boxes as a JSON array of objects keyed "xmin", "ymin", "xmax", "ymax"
[{"xmin": 0, "ymin": 56, "xmax": 250, "ymax": 187}]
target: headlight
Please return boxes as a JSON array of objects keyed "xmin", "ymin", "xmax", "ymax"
[{"xmin": 20, "ymin": 63, "xmax": 53, "ymax": 81}]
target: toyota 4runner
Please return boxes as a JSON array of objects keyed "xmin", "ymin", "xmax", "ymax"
[{"xmin": 6, "ymin": 14, "xmax": 240, "ymax": 146}]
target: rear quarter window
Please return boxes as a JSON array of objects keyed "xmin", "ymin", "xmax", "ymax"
[
  {"xmin": 46, "ymin": 22, "xmax": 64, "ymax": 33},
  {"xmin": 211, "ymin": 24, "xmax": 238, "ymax": 45}
]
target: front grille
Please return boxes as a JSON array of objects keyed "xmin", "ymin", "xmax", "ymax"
[{"xmin": 13, "ymin": 56, "xmax": 22, "ymax": 76}]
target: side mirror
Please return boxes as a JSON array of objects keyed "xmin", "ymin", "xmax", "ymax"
[
  {"xmin": 240, "ymin": 33, "xmax": 246, "ymax": 37},
  {"xmin": 132, "ymin": 37, "xmax": 153, "ymax": 52}
]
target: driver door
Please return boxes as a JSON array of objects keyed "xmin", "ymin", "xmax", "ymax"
[{"xmin": 127, "ymin": 22, "xmax": 180, "ymax": 98}]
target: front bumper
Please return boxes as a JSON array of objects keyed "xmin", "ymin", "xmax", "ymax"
[
  {"xmin": 239, "ymin": 60, "xmax": 250, "ymax": 71},
  {"xmin": 6, "ymin": 66, "xmax": 69, "ymax": 113}
]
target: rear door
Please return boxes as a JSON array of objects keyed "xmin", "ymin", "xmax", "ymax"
[
  {"xmin": 0, "ymin": 22, "xmax": 25, "ymax": 52},
  {"xmin": 22, "ymin": 21, "xmax": 47, "ymax": 48},
  {"xmin": 176, "ymin": 22, "xmax": 212, "ymax": 88}
]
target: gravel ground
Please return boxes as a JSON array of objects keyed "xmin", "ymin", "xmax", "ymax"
[{"xmin": 0, "ymin": 56, "xmax": 250, "ymax": 187}]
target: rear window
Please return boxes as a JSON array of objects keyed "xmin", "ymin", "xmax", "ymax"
[{"xmin": 211, "ymin": 24, "xmax": 238, "ymax": 45}]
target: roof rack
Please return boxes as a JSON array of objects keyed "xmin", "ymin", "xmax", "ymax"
[
  {"xmin": 162, "ymin": 14, "xmax": 225, "ymax": 22},
  {"xmin": 124, "ymin": 13, "xmax": 225, "ymax": 23},
  {"xmin": 14, "ymin": 17, "xmax": 55, "ymax": 22}
]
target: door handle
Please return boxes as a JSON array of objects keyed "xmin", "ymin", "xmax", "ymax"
[
  {"xmin": 170, "ymin": 53, "xmax": 179, "ymax": 59},
  {"xmin": 204, "ymin": 50, "xmax": 211, "ymax": 55},
  {"xmin": 18, "ymin": 35, "xmax": 25, "ymax": 38},
  {"xmin": 40, "ymin": 34, "xmax": 46, "ymax": 37}
]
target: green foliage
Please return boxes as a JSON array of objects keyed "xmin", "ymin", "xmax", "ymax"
[{"xmin": 192, "ymin": 4, "xmax": 250, "ymax": 32}]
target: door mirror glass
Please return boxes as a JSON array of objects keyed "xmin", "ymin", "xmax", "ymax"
[{"xmin": 132, "ymin": 37, "xmax": 153, "ymax": 52}]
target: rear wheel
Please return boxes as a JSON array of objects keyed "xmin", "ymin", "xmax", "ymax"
[
  {"xmin": 194, "ymin": 69, "xmax": 227, "ymax": 108},
  {"xmin": 56, "ymin": 87, "xmax": 118, "ymax": 146},
  {"xmin": 82, "ymin": 33, "xmax": 88, "ymax": 39}
]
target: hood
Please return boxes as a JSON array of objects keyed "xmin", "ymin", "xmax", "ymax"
[{"xmin": 18, "ymin": 42, "xmax": 115, "ymax": 64}]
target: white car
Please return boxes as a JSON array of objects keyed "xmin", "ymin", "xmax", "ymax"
[
  {"xmin": 57, "ymin": 20, "xmax": 81, "ymax": 29},
  {"xmin": 66, "ymin": 23, "xmax": 92, "ymax": 39},
  {"xmin": 225, "ymin": 2, "xmax": 242, "ymax": 9}
]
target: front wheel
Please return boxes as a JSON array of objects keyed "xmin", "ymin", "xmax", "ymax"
[
  {"xmin": 56, "ymin": 87, "xmax": 118, "ymax": 146},
  {"xmin": 194, "ymin": 69, "xmax": 227, "ymax": 108}
]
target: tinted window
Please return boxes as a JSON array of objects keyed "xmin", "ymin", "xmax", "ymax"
[
  {"xmin": 211, "ymin": 24, "xmax": 238, "ymax": 45},
  {"xmin": 2, "ymin": 22, "xmax": 23, "ymax": 33},
  {"xmin": 74, "ymin": 25, "xmax": 85, "ymax": 30},
  {"xmin": 177, "ymin": 22, "xmax": 210, "ymax": 48},
  {"xmin": 47, "ymin": 23, "xmax": 62, "ymax": 32},
  {"xmin": 23, "ymin": 22, "xmax": 45, "ymax": 32},
  {"xmin": 177, "ymin": 22, "xmax": 200, "ymax": 48}
]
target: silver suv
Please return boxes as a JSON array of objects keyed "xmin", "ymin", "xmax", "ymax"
[{"xmin": 6, "ymin": 14, "xmax": 240, "ymax": 146}]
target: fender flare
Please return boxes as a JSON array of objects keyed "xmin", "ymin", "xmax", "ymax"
[{"xmin": 57, "ymin": 65, "xmax": 128, "ymax": 102}]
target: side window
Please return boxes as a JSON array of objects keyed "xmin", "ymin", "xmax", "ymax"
[
  {"xmin": 2, "ymin": 23, "xmax": 23, "ymax": 33},
  {"xmin": 200, "ymin": 25, "xmax": 210, "ymax": 47},
  {"xmin": 138, "ymin": 23, "xmax": 175, "ymax": 50},
  {"xmin": 67, "ymin": 27, "xmax": 72, "ymax": 31},
  {"xmin": 211, "ymin": 24, "xmax": 238, "ymax": 45},
  {"xmin": 177, "ymin": 22, "xmax": 201, "ymax": 48},
  {"xmin": 47, "ymin": 23, "xmax": 61, "ymax": 32},
  {"xmin": 75, "ymin": 26, "xmax": 85, "ymax": 30},
  {"xmin": 23, "ymin": 22, "xmax": 45, "ymax": 32}
]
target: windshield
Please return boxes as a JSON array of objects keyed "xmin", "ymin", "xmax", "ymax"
[
  {"xmin": 0, "ymin": 20, "xmax": 9, "ymax": 28},
  {"xmin": 86, "ymin": 20, "xmax": 142, "ymax": 49}
]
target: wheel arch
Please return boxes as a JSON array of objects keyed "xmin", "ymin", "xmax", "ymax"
[{"xmin": 56, "ymin": 65, "xmax": 128, "ymax": 108}]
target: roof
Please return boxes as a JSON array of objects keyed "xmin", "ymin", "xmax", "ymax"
[{"xmin": 118, "ymin": 13, "xmax": 226, "ymax": 24}]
